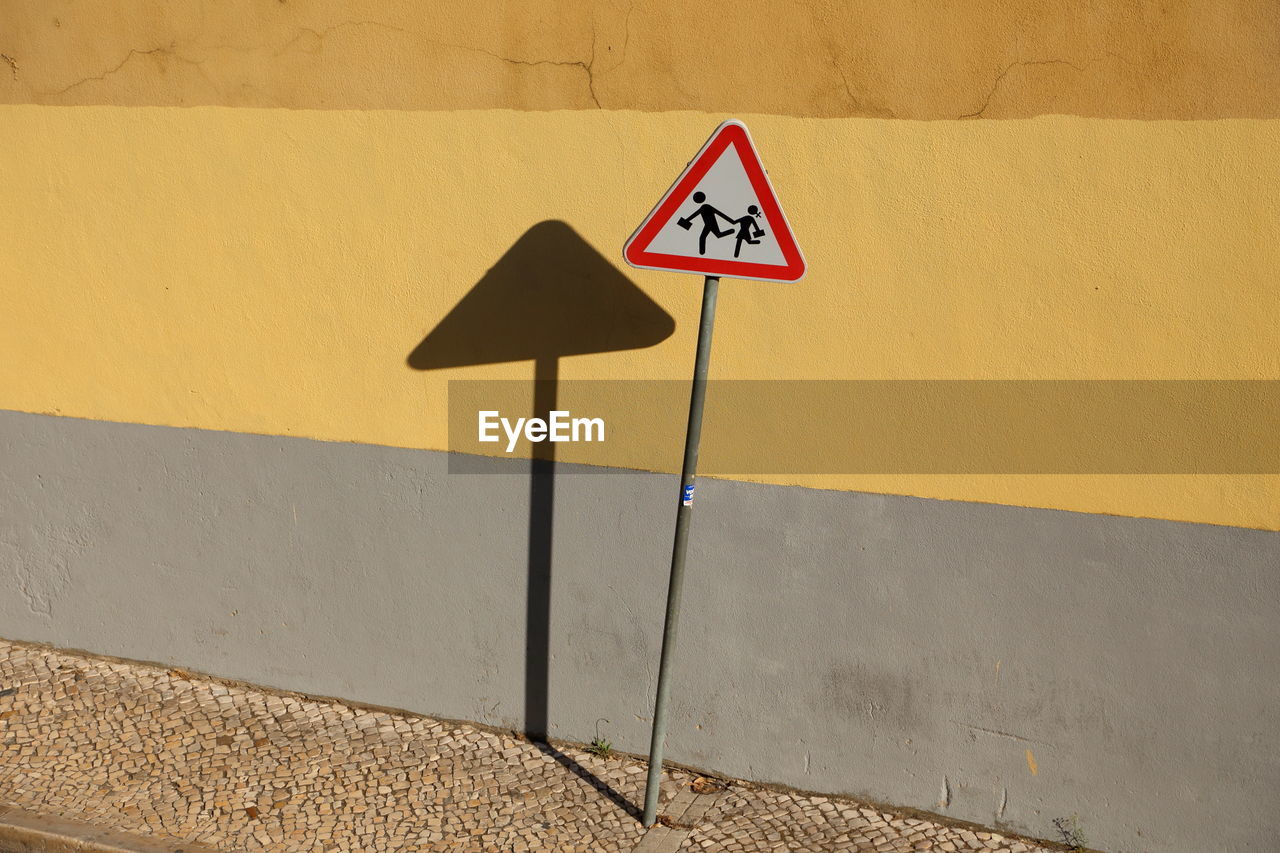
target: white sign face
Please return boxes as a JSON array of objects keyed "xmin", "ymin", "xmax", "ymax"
[
  {"xmin": 644, "ymin": 147, "xmax": 788, "ymax": 266},
  {"xmin": 624, "ymin": 120, "xmax": 805, "ymax": 283}
]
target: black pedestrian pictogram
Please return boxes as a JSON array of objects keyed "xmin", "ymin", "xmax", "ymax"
[
  {"xmin": 677, "ymin": 193, "xmax": 769, "ymax": 258},
  {"xmin": 730, "ymin": 204, "xmax": 766, "ymax": 258},
  {"xmin": 677, "ymin": 191, "xmax": 736, "ymax": 255}
]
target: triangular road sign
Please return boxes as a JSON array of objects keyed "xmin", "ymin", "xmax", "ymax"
[{"xmin": 624, "ymin": 120, "xmax": 806, "ymax": 283}]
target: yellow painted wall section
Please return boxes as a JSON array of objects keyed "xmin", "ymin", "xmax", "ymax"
[{"xmin": 1, "ymin": 107, "xmax": 1277, "ymax": 528}]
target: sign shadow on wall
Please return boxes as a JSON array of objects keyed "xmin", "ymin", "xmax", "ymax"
[{"xmin": 407, "ymin": 220, "xmax": 675, "ymax": 819}]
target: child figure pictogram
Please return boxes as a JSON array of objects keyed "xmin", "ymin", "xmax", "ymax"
[
  {"xmin": 730, "ymin": 205, "xmax": 766, "ymax": 258},
  {"xmin": 677, "ymin": 192, "xmax": 736, "ymax": 255}
]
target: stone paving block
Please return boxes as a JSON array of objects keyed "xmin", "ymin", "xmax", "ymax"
[{"xmin": 0, "ymin": 639, "xmax": 1057, "ymax": 852}]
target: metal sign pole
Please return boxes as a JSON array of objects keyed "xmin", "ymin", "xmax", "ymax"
[{"xmin": 642, "ymin": 274, "xmax": 720, "ymax": 826}]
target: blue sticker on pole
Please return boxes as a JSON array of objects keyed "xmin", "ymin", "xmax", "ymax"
[{"xmin": 682, "ymin": 484, "xmax": 695, "ymax": 506}]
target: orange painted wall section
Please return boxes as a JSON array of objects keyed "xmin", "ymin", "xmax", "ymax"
[{"xmin": 2, "ymin": 1, "xmax": 1280, "ymax": 118}]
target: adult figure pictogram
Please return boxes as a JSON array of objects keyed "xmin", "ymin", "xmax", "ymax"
[{"xmin": 676, "ymin": 191, "xmax": 735, "ymax": 255}]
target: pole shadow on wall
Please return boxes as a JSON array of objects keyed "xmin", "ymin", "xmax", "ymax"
[{"xmin": 407, "ymin": 220, "xmax": 675, "ymax": 818}]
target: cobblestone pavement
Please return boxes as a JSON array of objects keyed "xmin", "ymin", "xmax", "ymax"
[
  {"xmin": 0, "ymin": 640, "xmax": 1055, "ymax": 852},
  {"xmin": 690, "ymin": 787, "xmax": 1052, "ymax": 852}
]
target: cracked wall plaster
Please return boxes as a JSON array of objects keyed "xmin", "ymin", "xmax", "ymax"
[
  {"xmin": 1, "ymin": 528, "xmax": 82, "ymax": 618},
  {"xmin": 2, "ymin": 0, "xmax": 1280, "ymax": 117}
]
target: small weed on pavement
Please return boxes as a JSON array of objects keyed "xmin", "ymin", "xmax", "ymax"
[{"xmin": 1052, "ymin": 814, "xmax": 1088, "ymax": 851}]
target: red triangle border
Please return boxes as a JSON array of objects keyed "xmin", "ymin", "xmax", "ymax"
[{"xmin": 623, "ymin": 122, "xmax": 806, "ymax": 283}]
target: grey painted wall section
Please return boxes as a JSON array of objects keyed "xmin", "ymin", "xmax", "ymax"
[{"xmin": 0, "ymin": 409, "xmax": 1276, "ymax": 852}]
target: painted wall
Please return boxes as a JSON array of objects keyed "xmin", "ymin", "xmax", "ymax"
[
  {"xmin": 2, "ymin": 4, "xmax": 1278, "ymax": 852},
  {"xmin": 4, "ymin": 0, "xmax": 1280, "ymax": 118},
  {"xmin": 2, "ymin": 107, "xmax": 1277, "ymax": 528},
  {"xmin": 2, "ymin": 411, "xmax": 1277, "ymax": 853}
]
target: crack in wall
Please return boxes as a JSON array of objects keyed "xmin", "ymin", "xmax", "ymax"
[
  {"xmin": 277, "ymin": 19, "xmax": 603, "ymax": 108},
  {"xmin": 824, "ymin": 47, "xmax": 896, "ymax": 118},
  {"xmin": 961, "ymin": 50, "xmax": 1130, "ymax": 119},
  {"xmin": 959, "ymin": 58, "xmax": 1088, "ymax": 119},
  {"xmin": 585, "ymin": 0, "xmax": 637, "ymax": 87},
  {"xmin": 7, "ymin": 13, "xmax": 1102, "ymax": 118},
  {"xmin": 614, "ymin": 2, "xmax": 638, "ymax": 75},
  {"xmin": 48, "ymin": 45, "xmax": 223, "ymax": 98},
  {"xmin": 3, "ymin": 2, "xmax": 1274, "ymax": 119},
  {"xmin": 830, "ymin": 54, "xmax": 857, "ymax": 110},
  {"xmin": 41, "ymin": 17, "xmax": 608, "ymax": 108},
  {"xmin": 50, "ymin": 47, "xmax": 169, "ymax": 96},
  {"xmin": 953, "ymin": 720, "xmax": 1055, "ymax": 747}
]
